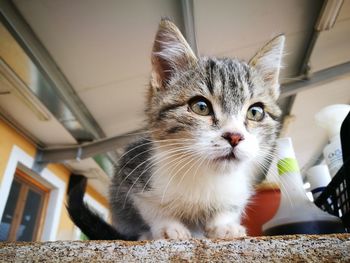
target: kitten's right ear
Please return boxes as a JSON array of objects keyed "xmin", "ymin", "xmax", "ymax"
[{"xmin": 151, "ymin": 19, "xmax": 197, "ymax": 90}]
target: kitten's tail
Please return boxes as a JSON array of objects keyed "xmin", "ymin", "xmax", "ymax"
[{"xmin": 67, "ymin": 175, "xmax": 138, "ymax": 240}]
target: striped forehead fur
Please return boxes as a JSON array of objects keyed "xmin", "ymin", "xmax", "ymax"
[{"xmin": 146, "ymin": 56, "xmax": 281, "ymax": 133}]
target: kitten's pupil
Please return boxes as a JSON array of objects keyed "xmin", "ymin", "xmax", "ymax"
[{"xmin": 198, "ymin": 102, "xmax": 207, "ymax": 111}]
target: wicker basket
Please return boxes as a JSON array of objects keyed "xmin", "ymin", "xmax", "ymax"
[{"xmin": 314, "ymin": 159, "xmax": 350, "ymax": 232}]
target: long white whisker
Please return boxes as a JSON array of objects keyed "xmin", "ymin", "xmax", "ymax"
[
  {"xmin": 161, "ymin": 154, "xmax": 198, "ymax": 203},
  {"xmin": 117, "ymin": 145, "xmax": 198, "ymax": 194},
  {"xmin": 140, "ymin": 145, "xmax": 216, "ymax": 194},
  {"xmin": 254, "ymin": 157, "xmax": 294, "ymax": 207},
  {"xmin": 119, "ymin": 140, "xmax": 197, "ymax": 172},
  {"xmin": 140, "ymin": 150, "xmax": 197, "ymax": 194},
  {"xmin": 123, "ymin": 150, "xmax": 199, "ymax": 207}
]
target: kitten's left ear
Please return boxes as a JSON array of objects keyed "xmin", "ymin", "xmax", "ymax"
[{"xmin": 249, "ymin": 35, "xmax": 285, "ymax": 100}]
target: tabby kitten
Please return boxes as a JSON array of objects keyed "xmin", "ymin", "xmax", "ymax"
[{"xmin": 68, "ymin": 19, "xmax": 284, "ymax": 240}]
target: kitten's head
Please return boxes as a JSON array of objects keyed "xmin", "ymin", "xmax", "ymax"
[{"xmin": 146, "ymin": 19, "xmax": 284, "ymax": 178}]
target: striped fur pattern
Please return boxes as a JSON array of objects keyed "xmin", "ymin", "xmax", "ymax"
[{"xmin": 108, "ymin": 19, "xmax": 284, "ymax": 240}]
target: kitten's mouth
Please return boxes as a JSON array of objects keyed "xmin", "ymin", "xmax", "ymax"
[{"xmin": 214, "ymin": 151, "xmax": 237, "ymax": 162}]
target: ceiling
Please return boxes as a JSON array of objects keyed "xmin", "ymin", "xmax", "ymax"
[
  {"xmin": 8, "ymin": 0, "xmax": 326, "ymax": 137},
  {"xmin": 1, "ymin": 0, "xmax": 350, "ymax": 188}
]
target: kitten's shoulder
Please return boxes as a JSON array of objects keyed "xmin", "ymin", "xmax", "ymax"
[{"xmin": 118, "ymin": 136, "xmax": 154, "ymax": 172}]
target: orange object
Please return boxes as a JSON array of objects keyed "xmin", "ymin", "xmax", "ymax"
[{"xmin": 242, "ymin": 183, "xmax": 281, "ymax": 236}]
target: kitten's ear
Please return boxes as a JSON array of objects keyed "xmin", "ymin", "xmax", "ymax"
[
  {"xmin": 151, "ymin": 19, "xmax": 197, "ymax": 90},
  {"xmin": 249, "ymin": 35, "xmax": 285, "ymax": 100}
]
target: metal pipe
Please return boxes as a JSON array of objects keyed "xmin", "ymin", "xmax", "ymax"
[
  {"xmin": 36, "ymin": 130, "xmax": 142, "ymax": 163},
  {"xmin": 180, "ymin": 0, "xmax": 198, "ymax": 56},
  {"xmin": 280, "ymin": 62, "xmax": 350, "ymax": 98}
]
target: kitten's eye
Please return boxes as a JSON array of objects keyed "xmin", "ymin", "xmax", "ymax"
[
  {"xmin": 247, "ymin": 103, "xmax": 265, "ymax": 121},
  {"xmin": 189, "ymin": 97, "xmax": 212, "ymax": 116}
]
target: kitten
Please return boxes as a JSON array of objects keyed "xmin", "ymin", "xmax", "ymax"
[{"xmin": 68, "ymin": 19, "xmax": 284, "ymax": 240}]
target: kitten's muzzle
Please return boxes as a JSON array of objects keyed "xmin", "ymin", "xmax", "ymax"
[
  {"xmin": 215, "ymin": 151, "xmax": 237, "ymax": 162},
  {"xmin": 221, "ymin": 132, "xmax": 245, "ymax": 148}
]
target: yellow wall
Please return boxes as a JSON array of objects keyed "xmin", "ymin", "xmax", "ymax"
[
  {"xmin": 0, "ymin": 120, "xmax": 35, "ymax": 183},
  {"xmin": 0, "ymin": 119, "xmax": 109, "ymax": 240}
]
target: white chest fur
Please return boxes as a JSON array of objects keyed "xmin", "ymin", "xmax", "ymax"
[{"xmin": 135, "ymin": 157, "xmax": 253, "ymax": 223}]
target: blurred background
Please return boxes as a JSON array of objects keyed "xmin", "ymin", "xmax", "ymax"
[{"xmin": 0, "ymin": 0, "xmax": 349, "ymax": 241}]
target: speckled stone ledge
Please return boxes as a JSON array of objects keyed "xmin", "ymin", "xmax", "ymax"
[{"xmin": 1, "ymin": 234, "xmax": 349, "ymax": 262}]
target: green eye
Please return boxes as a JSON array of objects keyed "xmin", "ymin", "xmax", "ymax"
[
  {"xmin": 189, "ymin": 98, "xmax": 212, "ymax": 116},
  {"xmin": 247, "ymin": 104, "xmax": 265, "ymax": 121}
]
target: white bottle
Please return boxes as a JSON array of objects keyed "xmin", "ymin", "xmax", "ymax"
[
  {"xmin": 306, "ymin": 164, "xmax": 331, "ymax": 200},
  {"xmin": 263, "ymin": 137, "xmax": 345, "ymax": 235},
  {"xmin": 315, "ymin": 104, "xmax": 350, "ymax": 177}
]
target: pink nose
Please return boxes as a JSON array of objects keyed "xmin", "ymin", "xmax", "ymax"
[{"xmin": 222, "ymin": 132, "xmax": 244, "ymax": 148}]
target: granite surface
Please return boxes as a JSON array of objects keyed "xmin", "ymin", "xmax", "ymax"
[{"xmin": 1, "ymin": 234, "xmax": 349, "ymax": 262}]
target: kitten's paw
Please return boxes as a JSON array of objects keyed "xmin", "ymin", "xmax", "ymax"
[
  {"xmin": 206, "ymin": 223, "xmax": 246, "ymax": 239},
  {"xmin": 152, "ymin": 221, "xmax": 191, "ymax": 240}
]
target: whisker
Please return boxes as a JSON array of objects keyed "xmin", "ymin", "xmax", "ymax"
[
  {"xmin": 254, "ymin": 157, "xmax": 294, "ymax": 207},
  {"xmin": 139, "ymin": 150, "xmax": 198, "ymax": 202},
  {"xmin": 117, "ymin": 145, "xmax": 197, "ymax": 194},
  {"xmin": 140, "ymin": 146, "xmax": 215, "ymax": 194},
  {"xmin": 161, "ymin": 154, "xmax": 198, "ymax": 203},
  {"xmin": 122, "ymin": 149, "xmax": 198, "ymax": 207},
  {"xmin": 119, "ymin": 140, "xmax": 197, "ymax": 172}
]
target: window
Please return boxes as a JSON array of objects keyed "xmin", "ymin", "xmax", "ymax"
[{"xmin": 0, "ymin": 169, "xmax": 49, "ymax": 241}]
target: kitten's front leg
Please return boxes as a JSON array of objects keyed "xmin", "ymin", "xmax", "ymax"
[
  {"xmin": 151, "ymin": 218, "xmax": 192, "ymax": 240},
  {"xmin": 205, "ymin": 211, "xmax": 246, "ymax": 239},
  {"xmin": 135, "ymin": 197, "xmax": 191, "ymax": 239}
]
